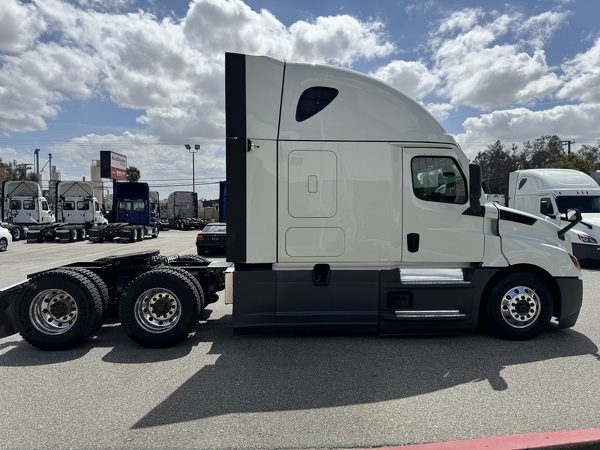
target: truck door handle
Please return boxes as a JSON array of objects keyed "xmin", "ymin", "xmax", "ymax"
[{"xmin": 407, "ymin": 233, "xmax": 420, "ymax": 253}]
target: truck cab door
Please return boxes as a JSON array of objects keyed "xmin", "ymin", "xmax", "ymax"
[{"xmin": 402, "ymin": 148, "xmax": 484, "ymax": 263}]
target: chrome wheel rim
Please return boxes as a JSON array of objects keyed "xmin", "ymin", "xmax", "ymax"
[
  {"xmin": 29, "ymin": 289, "xmax": 78, "ymax": 335},
  {"xmin": 134, "ymin": 288, "xmax": 181, "ymax": 333},
  {"xmin": 500, "ymin": 286, "xmax": 541, "ymax": 329}
]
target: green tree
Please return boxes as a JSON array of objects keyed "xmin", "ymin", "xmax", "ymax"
[
  {"xmin": 546, "ymin": 153, "xmax": 595, "ymax": 172},
  {"xmin": 576, "ymin": 143, "xmax": 600, "ymax": 171},
  {"xmin": 0, "ymin": 158, "xmax": 36, "ymax": 182},
  {"xmin": 473, "ymin": 140, "xmax": 519, "ymax": 194},
  {"xmin": 519, "ymin": 135, "xmax": 564, "ymax": 169},
  {"xmin": 127, "ymin": 166, "xmax": 141, "ymax": 182}
]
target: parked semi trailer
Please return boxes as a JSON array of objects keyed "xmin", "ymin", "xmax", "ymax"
[
  {"xmin": 1, "ymin": 180, "xmax": 55, "ymax": 241},
  {"xmin": 26, "ymin": 181, "xmax": 108, "ymax": 243},
  {"xmin": 89, "ymin": 182, "xmax": 160, "ymax": 243},
  {"xmin": 166, "ymin": 191, "xmax": 206, "ymax": 230},
  {"xmin": 0, "ymin": 52, "xmax": 585, "ymax": 351}
]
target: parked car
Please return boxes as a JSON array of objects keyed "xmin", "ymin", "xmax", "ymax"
[
  {"xmin": 196, "ymin": 222, "xmax": 226, "ymax": 255},
  {"xmin": 0, "ymin": 225, "xmax": 10, "ymax": 252}
]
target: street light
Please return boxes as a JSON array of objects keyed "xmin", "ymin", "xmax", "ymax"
[{"xmin": 185, "ymin": 144, "xmax": 200, "ymax": 193}]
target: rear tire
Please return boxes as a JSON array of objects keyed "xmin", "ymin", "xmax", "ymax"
[
  {"xmin": 119, "ymin": 268, "xmax": 202, "ymax": 348},
  {"xmin": 0, "ymin": 237, "xmax": 7, "ymax": 252},
  {"xmin": 16, "ymin": 269, "xmax": 103, "ymax": 350},
  {"xmin": 483, "ymin": 272, "xmax": 553, "ymax": 340},
  {"xmin": 65, "ymin": 268, "xmax": 110, "ymax": 334}
]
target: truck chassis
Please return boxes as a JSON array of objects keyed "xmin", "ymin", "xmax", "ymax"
[
  {"xmin": 26, "ymin": 222, "xmax": 88, "ymax": 243},
  {"xmin": 0, "ymin": 251, "xmax": 227, "ymax": 350}
]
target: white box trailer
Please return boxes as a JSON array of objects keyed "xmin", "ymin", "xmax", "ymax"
[
  {"xmin": 224, "ymin": 52, "xmax": 583, "ymax": 341},
  {"xmin": 507, "ymin": 168, "xmax": 600, "ymax": 268}
]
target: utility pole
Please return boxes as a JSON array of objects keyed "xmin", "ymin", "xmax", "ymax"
[{"xmin": 561, "ymin": 140, "xmax": 575, "ymax": 155}]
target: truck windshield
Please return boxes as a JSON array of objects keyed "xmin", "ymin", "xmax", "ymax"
[{"xmin": 556, "ymin": 196, "xmax": 600, "ymax": 214}]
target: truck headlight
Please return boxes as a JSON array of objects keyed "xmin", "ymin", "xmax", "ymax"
[{"xmin": 576, "ymin": 233, "xmax": 598, "ymax": 244}]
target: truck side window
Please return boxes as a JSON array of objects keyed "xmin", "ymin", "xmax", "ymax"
[
  {"xmin": 77, "ymin": 201, "xmax": 89, "ymax": 210},
  {"xmin": 63, "ymin": 201, "xmax": 75, "ymax": 210},
  {"xmin": 23, "ymin": 200, "xmax": 35, "ymax": 210},
  {"xmin": 411, "ymin": 156, "xmax": 467, "ymax": 204},
  {"xmin": 10, "ymin": 200, "xmax": 21, "ymax": 209},
  {"xmin": 41, "ymin": 201, "xmax": 49, "ymax": 211},
  {"xmin": 540, "ymin": 198, "xmax": 554, "ymax": 216},
  {"xmin": 296, "ymin": 87, "xmax": 339, "ymax": 122}
]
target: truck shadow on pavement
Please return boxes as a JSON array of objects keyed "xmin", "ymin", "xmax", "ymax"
[
  {"xmin": 131, "ymin": 315, "xmax": 600, "ymax": 428},
  {"xmin": 0, "ymin": 312, "xmax": 212, "ymax": 365}
]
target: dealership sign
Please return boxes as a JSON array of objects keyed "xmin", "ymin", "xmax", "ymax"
[{"xmin": 100, "ymin": 151, "xmax": 128, "ymax": 180}]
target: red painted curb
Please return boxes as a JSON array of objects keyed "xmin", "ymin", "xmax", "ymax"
[{"xmin": 368, "ymin": 428, "xmax": 600, "ymax": 449}]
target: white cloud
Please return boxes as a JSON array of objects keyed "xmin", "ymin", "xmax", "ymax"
[
  {"xmin": 431, "ymin": 9, "xmax": 567, "ymax": 110},
  {"xmin": 455, "ymin": 103, "xmax": 600, "ymax": 160},
  {"xmin": 370, "ymin": 60, "xmax": 438, "ymax": 100},
  {"xmin": 557, "ymin": 37, "xmax": 600, "ymax": 103},
  {"xmin": 51, "ymin": 132, "xmax": 226, "ymax": 199},
  {"xmin": 424, "ymin": 102, "xmax": 454, "ymax": 122},
  {"xmin": 0, "ymin": 0, "xmax": 40, "ymax": 53},
  {"xmin": 0, "ymin": 0, "xmax": 396, "ymax": 139}
]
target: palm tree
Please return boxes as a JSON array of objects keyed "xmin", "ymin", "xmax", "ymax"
[{"xmin": 127, "ymin": 166, "xmax": 141, "ymax": 182}]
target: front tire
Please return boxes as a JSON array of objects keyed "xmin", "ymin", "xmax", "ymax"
[
  {"xmin": 11, "ymin": 226, "xmax": 22, "ymax": 241},
  {"xmin": 0, "ymin": 237, "xmax": 7, "ymax": 252},
  {"xmin": 119, "ymin": 268, "xmax": 202, "ymax": 348},
  {"xmin": 483, "ymin": 272, "xmax": 553, "ymax": 340}
]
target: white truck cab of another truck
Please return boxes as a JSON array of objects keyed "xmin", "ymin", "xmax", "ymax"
[
  {"xmin": 1, "ymin": 180, "xmax": 55, "ymax": 240},
  {"xmin": 224, "ymin": 52, "xmax": 583, "ymax": 341},
  {"xmin": 507, "ymin": 168, "xmax": 600, "ymax": 268}
]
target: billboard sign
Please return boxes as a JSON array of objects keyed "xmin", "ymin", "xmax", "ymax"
[{"xmin": 100, "ymin": 151, "xmax": 127, "ymax": 180}]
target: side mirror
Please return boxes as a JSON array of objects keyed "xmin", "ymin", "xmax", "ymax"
[
  {"xmin": 558, "ymin": 208, "xmax": 582, "ymax": 240},
  {"xmin": 466, "ymin": 164, "xmax": 483, "ymax": 216},
  {"xmin": 565, "ymin": 209, "xmax": 582, "ymax": 222}
]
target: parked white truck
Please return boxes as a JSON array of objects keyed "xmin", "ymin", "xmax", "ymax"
[
  {"xmin": 0, "ymin": 52, "xmax": 585, "ymax": 351},
  {"xmin": 505, "ymin": 168, "xmax": 600, "ymax": 268},
  {"xmin": 26, "ymin": 181, "xmax": 108, "ymax": 243},
  {"xmin": 223, "ymin": 52, "xmax": 583, "ymax": 341},
  {"xmin": 1, "ymin": 180, "xmax": 55, "ymax": 241}
]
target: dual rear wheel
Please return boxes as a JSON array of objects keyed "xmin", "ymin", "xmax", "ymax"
[{"xmin": 17, "ymin": 267, "xmax": 205, "ymax": 350}]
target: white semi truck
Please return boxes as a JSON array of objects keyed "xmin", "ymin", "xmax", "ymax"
[
  {"xmin": 223, "ymin": 52, "xmax": 583, "ymax": 341},
  {"xmin": 1, "ymin": 180, "xmax": 55, "ymax": 241},
  {"xmin": 26, "ymin": 181, "xmax": 108, "ymax": 243},
  {"xmin": 505, "ymin": 168, "xmax": 600, "ymax": 268},
  {"xmin": 0, "ymin": 52, "xmax": 585, "ymax": 351}
]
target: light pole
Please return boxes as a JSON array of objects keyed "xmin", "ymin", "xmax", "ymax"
[{"xmin": 184, "ymin": 144, "xmax": 200, "ymax": 193}]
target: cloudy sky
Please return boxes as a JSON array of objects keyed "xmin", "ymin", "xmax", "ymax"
[{"xmin": 1, "ymin": 0, "xmax": 599, "ymax": 200}]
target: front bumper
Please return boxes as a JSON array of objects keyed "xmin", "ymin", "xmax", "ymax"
[
  {"xmin": 555, "ymin": 276, "xmax": 583, "ymax": 329},
  {"xmin": 572, "ymin": 242, "xmax": 600, "ymax": 268}
]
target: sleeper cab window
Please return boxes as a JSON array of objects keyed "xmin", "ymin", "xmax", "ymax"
[
  {"xmin": 411, "ymin": 156, "xmax": 467, "ymax": 204},
  {"xmin": 296, "ymin": 86, "xmax": 339, "ymax": 122}
]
